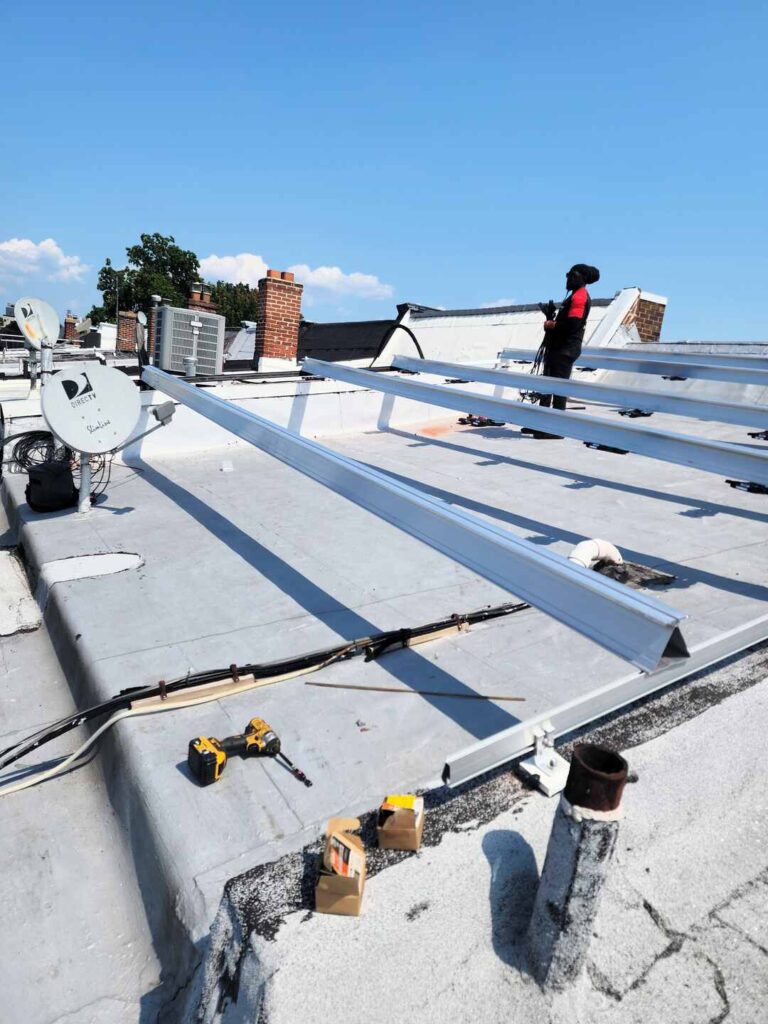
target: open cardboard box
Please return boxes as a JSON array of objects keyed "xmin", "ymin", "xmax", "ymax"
[
  {"xmin": 315, "ymin": 817, "xmax": 366, "ymax": 917},
  {"xmin": 377, "ymin": 795, "xmax": 424, "ymax": 851}
]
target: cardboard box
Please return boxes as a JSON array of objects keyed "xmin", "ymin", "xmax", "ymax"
[
  {"xmin": 315, "ymin": 817, "xmax": 366, "ymax": 916},
  {"xmin": 377, "ymin": 795, "xmax": 425, "ymax": 851}
]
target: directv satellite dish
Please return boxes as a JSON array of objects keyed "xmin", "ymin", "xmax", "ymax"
[
  {"xmin": 137, "ymin": 311, "xmax": 147, "ymax": 326},
  {"xmin": 41, "ymin": 363, "xmax": 141, "ymax": 454},
  {"xmin": 14, "ymin": 297, "xmax": 60, "ymax": 350}
]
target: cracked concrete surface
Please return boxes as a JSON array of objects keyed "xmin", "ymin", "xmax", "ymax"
[
  {"xmin": 0, "ymin": 548, "xmax": 41, "ymax": 636},
  {"xmin": 247, "ymin": 677, "xmax": 768, "ymax": 1024}
]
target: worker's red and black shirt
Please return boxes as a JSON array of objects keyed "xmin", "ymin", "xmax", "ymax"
[{"xmin": 547, "ymin": 287, "xmax": 591, "ymax": 357}]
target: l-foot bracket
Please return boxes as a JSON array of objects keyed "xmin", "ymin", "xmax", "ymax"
[{"xmin": 518, "ymin": 722, "xmax": 570, "ymax": 796}]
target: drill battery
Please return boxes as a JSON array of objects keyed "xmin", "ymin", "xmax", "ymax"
[{"xmin": 188, "ymin": 736, "xmax": 227, "ymax": 786}]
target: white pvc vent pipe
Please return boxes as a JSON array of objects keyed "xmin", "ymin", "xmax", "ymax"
[{"xmin": 568, "ymin": 539, "xmax": 624, "ymax": 571}]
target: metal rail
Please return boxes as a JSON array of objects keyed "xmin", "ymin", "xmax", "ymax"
[
  {"xmin": 392, "ymin": 355, "xmax": 768, "ymax": 430},
  {"xmin": 577, "ymin": 345, "xmax": 768, "ymax": 370},
  {"xmin": 443, "ymin": 612, "xmax": 768, "ymax": 786},
  {"xmin": 498, "ymin": 348, "xmax": 768, "ymax": 387},
  {"xmin": 143, "ymin": 365, "xmax": 687, "ymax": 671},
  {"xmin": 302, "ymin": 358, "xmax": 768, "ymax": 486}
]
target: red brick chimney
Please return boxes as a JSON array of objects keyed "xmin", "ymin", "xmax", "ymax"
[
  {"xmin": 253, "ymin": 270, "xmax": 304, "ymax": 368},
  {"xmin": 622, "ymin": 292, "xmax": 667, "ymax": 342},
  {"xmin": 188, "ymin": 281, "xmax": 218, "ymax": 314},
  {"xmin": 117, "ymin": 310, "xmax": 138, "ymax": 352},
  {"xmin": 64, "ymin": 311, "xmax": 77, "ymax": 341}
]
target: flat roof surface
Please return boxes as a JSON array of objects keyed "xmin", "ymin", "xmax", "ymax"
[
  {"xmin": 3, "ymin": 371, "xmax": 768, "ymax": 1019},
  {"xmin": 4, "ymin": 392, "xmax": 768, "ymax": 911}
]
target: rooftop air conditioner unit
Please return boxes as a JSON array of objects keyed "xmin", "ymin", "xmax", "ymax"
[{"xmin": 156, "ymin": 305, "xmax": 225, "ymax": 376}]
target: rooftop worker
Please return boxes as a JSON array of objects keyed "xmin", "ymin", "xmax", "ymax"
[{"xmin": 530, "ymin": 263, "xmax": 600, "ymax": 439}]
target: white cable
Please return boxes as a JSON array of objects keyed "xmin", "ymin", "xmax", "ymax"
[
  {"xmin": 0, "ymin": 660, "xmax": 340, "ymax": 797},
  {"xmin": 0, "ymin": 708, "xmax": 136, "ymax": 797}
]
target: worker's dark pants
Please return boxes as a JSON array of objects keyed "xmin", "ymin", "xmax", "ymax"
[{"xmin": 539, "ymin": 349, "xmax": 577, "ymax": 411}]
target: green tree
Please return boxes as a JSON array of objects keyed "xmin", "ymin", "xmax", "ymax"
[
  {"xmin": 209, "ymin": 280, "xmax": 260, "ymax": 327},
  {"xmin": 88, "ymin": 233, "xmax": 200, "ymax": 324}
]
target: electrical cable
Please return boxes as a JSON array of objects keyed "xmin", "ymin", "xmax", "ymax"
[
  {"xmin": 518, "ymin": 300, "xmax": 558, "ymax": 404},
  {"xmin": 367, "ymin": 318, "xmax": 425, "ymax": 369},
  {"xmin": 0, "ymin": 709, "xmax": 135, "ymax": 797},
  {"xmin": 0, "ymin": 429, "xmax": 113, "ymax": 500},
  {"xmin": 0, "ymin": 600, "xmax": 529, "ymax": 789}
]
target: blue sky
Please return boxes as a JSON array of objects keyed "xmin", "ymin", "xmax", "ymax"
[{"xmin": 2, "ymin": 1, "xmax": 766, "ymax": 338}]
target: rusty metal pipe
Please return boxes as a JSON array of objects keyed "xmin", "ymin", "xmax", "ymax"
[
  {"xmin": 527, "ymin": 744, "xmax": 628, "ymax": 990},
  {"xmin": 564, "ymin": 743, "xmax": 628, "ymax": 812}
]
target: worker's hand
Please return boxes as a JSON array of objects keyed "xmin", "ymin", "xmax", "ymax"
[{"xmin": 544, "ymin": 320, "xmax": 556, "ymax": 330}]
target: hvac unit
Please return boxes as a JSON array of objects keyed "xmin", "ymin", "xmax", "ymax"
[{"xmin": 156, "ymin": 305, "xmax": 225, "ymax": 375}]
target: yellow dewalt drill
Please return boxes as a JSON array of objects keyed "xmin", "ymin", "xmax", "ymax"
[{"xmin": 187, "ymin": 717, "xmax": 312, "ymax": 787}]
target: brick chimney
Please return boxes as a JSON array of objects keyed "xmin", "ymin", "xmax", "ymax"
[
  {"xmin": 188, "ymin": 281, "xmax": 218, "ymax": 314},
  {"xmin": 252, "ymin": 270, "xmax": 303, "ymax": 369},
  {"xmin": 622, "ymin": 292, "xmax": 667, "ymax": 343},
  {"xmin": 64, "ymin": 311, "xmax": 77, "ymax": 341},
  {"xmin": 117, "ymin": 310, "xmax": 138, "ymax": 352}
]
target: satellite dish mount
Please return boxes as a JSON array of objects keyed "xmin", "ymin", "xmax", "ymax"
[
  {"xmin": 14, "ymin": 297, "xmax": 60, "ymax": 387},
  {"xmin": 41, "ymin": 363, "xmax": 142, "ymax": 513}
]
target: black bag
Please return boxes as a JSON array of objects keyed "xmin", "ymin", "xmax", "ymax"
[{"xmin": 25, "ymin": 462, "xmax": 78, "ymax": 513}]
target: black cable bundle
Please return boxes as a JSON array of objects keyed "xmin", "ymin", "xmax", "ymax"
[
  {"xmin": 10, "ymin": 431, "xmax": 69, "ymax": 470},
  {"xmin": 0, "ymin": 430, "xmax": 113, "ymax": 505},
  {"xmin": 0, "ymin": 600, "xmax": 529, "ymax": 776},
  {"xmin": 518, "ymin": 300, "xmax": 557, "ymax": 403}
]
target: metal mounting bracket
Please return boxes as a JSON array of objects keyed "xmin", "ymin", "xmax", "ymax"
[{"xmin": 518, "ymin": 722, "xmax": 570, "ymax": 797}]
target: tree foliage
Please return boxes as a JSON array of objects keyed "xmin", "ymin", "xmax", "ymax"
[
  {"xmin": 87, "ymin": 233, "xmax": 200, "ymax": 324},
  {"xmin": 209, "ymin": 280, "xmax": 260, "ymax": 327}
]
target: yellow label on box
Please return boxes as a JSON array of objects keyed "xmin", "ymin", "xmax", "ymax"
[{"xmin": 384, "ymin": 794, "xmax": 418, "ymax": 810}]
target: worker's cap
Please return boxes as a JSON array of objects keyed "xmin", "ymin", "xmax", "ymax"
[{"xmin": 567, "ymin": 264, "xmax": 600, "ymax": 285}]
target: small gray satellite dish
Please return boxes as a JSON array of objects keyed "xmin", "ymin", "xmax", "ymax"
[
  {"xmin": 14, "ymin": 296, "xmax": 60, "ymax": 350},
  {"xmin": 137, "ymin": 311, "xmax": 147, "ymax": 326},
  {"xmin": 41, "ymin": 363, "xmax": 141, "ymax": 454}
]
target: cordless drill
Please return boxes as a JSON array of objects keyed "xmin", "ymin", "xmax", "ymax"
[{"xmin": 187, "ymin": 717, "xmax": 312, "ymax": 787}]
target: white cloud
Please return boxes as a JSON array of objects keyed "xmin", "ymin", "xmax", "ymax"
[
  {"xmin": 200, "ymin": 251, "xmax": 393, "ymax": 299},
  {"xmin": 481, "ymin": 297, "xmax": 516, "ymax": 308},
  {"xmin": 0, "ymin": 238, "xmax": 89, "ymax": 283},
  {"xmin": 288, "ymin": 264, "xmax": 393, "ymax": 299},
  {"xmin": 199, "ymin": 252, "xmax": 269, "ymax": 289}
]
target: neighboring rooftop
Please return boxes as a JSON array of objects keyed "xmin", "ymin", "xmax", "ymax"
[{"xmin": 298, "ymin": 317, "xmax": 395, "ymax": 363}]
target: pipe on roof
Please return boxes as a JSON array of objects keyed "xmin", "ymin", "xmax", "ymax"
[{"xmin": 568, "ymin": 539, "xmax": 623, "ymax": 571}]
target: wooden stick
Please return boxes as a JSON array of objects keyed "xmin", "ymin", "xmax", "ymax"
[{"xmin": 305, "ymin": 681, "xmax": 525, "ymax": 702}]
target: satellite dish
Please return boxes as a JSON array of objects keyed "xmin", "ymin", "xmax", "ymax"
[
  {"xmin": 14, "ymin": 297, "xmax": 60, "ymax": 350},
  {"xmin": 41, "ymin": 363, "xmax": 141, "ymax": 454},
  {"xmin": 137, "ymin": 311, "xmax": 147, "ymax": 326}
]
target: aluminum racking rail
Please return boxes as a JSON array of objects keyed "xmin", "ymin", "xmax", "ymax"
[
  {"xmin": 302, "ymin": 358, "xmax": 768, "ymax": 487},
  {"xmin": 143, "ymin": 365, "xmax": 687, "ymax": 671},
  {"xmin": 392, "ymin": 355, "xmax": 768, "ymax": 430},
  {"xmin": 442, "ymin": 612, "xmax": 768, "ymax": 786},
  {"xmin": 498, "ymin": 348, "xmax": 768, "ymax": 386},
  {"xmin": 575, "ymin": 345, "xmax": 768, "ymax": 370}
]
